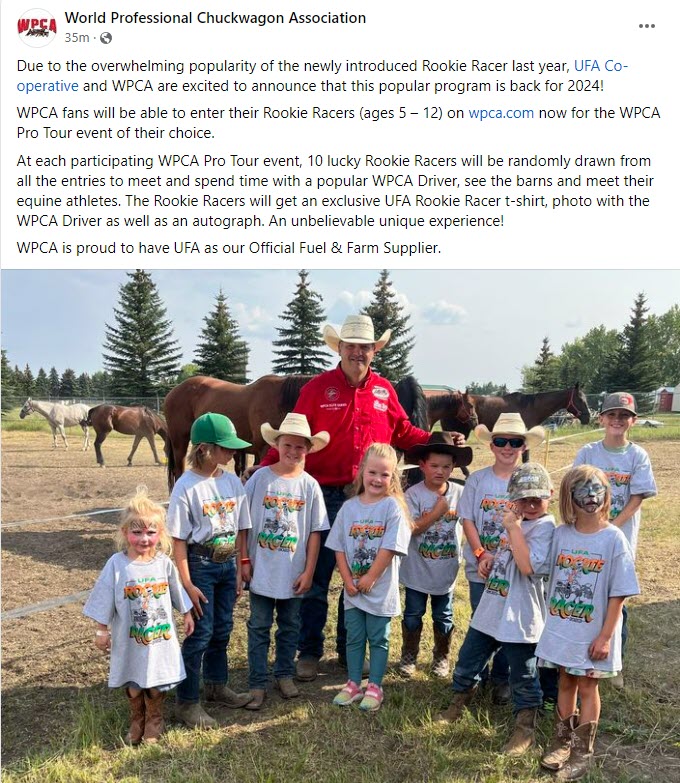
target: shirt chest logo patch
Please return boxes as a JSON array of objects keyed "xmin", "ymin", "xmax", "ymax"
[
  {"xmin": 374, "ymin": 400, "xmax": 388, "ymax": 412},
  {"xmin": 325, "ymin": 386, "xmax": 340, "ymax": 401},
  {"xmin": 372, "ymin": 387, "xmax": 389, "ymax": 400}
]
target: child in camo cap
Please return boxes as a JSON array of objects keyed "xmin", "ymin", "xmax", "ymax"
[{"xmin": 437, "ymin": 462, "xmax": 556, "ymax": 757}]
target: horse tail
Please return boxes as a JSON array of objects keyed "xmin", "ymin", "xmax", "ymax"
[
  {"xmin": 144, "ymin": 406, "xmax": 168, "ymax": 439},
  {"xmin": 86, "ymin": 405, "xmax": 102, "ymax": 427},
  {"xmin": 279, "ymin": 375, "xmax": 313, "ymax": 413},
  {"xmin": 166, "ymin": 440, "xmax": 176, "ymax": 491},
  {"xmin": 395, "ymin": 375, "xmax": 428, "ymax": 430}
]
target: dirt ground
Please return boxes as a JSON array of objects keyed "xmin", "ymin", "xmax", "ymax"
[{"xmin": 2, "ymin": 429, "xmax": 679, "ymax": 774}]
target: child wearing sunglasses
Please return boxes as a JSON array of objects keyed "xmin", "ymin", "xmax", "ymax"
[
  {"xmin": 573, "ymin": 392, "xmax": 656, "ymax": 688},
  {"xmin": 456, "ymin": 413, "xmax": 546, "ymax": 703}
]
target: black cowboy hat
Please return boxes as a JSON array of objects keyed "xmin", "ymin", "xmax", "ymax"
[{"xmin": 405, "ymin": 432, "xmax": 473, "ymax": 468}]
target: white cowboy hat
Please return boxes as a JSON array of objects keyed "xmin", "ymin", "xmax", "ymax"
[
  {"xmin": 474, "ymin": 412, "xmax": 545, "ymax": 450},
  {"xmin": 323, "ymin": 315, "xmax": 391, "ymax": 353},
  {"xmin": 261, "ymin": 413, "xmax": 330, "ymax": 453}
]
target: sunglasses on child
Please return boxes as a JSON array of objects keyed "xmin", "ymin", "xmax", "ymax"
[{"xmin": 491, "ymin": 437, "xmax": 525, "ymax": 449}]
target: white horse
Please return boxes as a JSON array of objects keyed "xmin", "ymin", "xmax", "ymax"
[{"xmin": 19, "ymin": 398, "xmax": 91, "ymax": 450}]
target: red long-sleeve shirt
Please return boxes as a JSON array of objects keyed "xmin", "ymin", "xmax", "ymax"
[{"xmin": 260, "ymin": 365, "xmax": 430, "ymax": 486}]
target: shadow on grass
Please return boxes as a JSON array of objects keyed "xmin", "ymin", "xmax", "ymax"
[{"xmin": 2, "ymin": 599, "xmax": 680, "ymax": 782}]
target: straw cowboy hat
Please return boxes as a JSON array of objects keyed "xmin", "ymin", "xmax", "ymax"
[
  {"xmin": 475, "ymin": 412, "xmax": 545, "ymax": 450},
  {"xmin": 405, "ymin": 432, "xmax": 473, "ymax": 468},
  {"xmin": 261, "ymin": 413, "xmax": 330, "ymax": 453},
  {"xmin": 323, "ymin": 315, "xmax": 391, "ymax": 353}
]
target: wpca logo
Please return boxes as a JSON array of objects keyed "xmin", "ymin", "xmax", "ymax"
[{"xmin": 18, "ymin": 8, "xmax": 57, "ymax": 47}]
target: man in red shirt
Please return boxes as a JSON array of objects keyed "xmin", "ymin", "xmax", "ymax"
[{"xmin": 257, "ymin": 314, "xmax": 451, "ymax": 681}]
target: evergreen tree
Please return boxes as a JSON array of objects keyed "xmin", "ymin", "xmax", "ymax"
[
  {"xmin": 524, "ymin": 337, "xmax": 559, "ymax": 391},
  {"xmin": 194, "ymin": 290, "xmax": 249, "ymax": 382},
  {"xmin": 103, "ymin": 270, "xmax": 182, "ymax": 396},
  {"xmin": 1, "ymin": 350, "xmax": 17, "ymax": 413},
  {"xmin": 21, "ymin": 363, "xmax": 35, "ymax": 397},
  {"xmin": 59, "ymin": 368, "xmax": 77, "ymax": 397},
  {"xmin": 608, "ymin": 293, "xmax": 658, "ymax": 391},
  {"xmin": 34, "ymin": 368, "xmax": 49, "ymax": 397},
  {"xmin": 272, "ymin": 270, "xmax": 330, "ymax": 375},
  {"xmin": 90, "ymin": 371, "xmax": 111, "ymax": 397},
  {"xmin": 361, "ymin": 270, "xmax": 414, "ymax": 381},
  {"xmin": 77, "ymin": 372, "xmax": 92, "ymax": 397},
  {"xmin": 48, "ymin": 366, "xmax": 60, "ymax": 397}
]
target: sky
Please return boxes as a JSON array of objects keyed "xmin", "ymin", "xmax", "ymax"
[{"xmin": 2, "ymin": 268, "xmax": 679, "ymax": 391}]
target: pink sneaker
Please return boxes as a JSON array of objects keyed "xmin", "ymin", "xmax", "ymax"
[
  {"xmin": 359, "ymin": 683, "xmax": 384, "ymax": 712},
  {"xmin": 333, "ymin": 680, "xmax": 364, "ymax": 707}
]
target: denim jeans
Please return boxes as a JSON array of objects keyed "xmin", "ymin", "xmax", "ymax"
[
  {"xmin": 247, "ymin": 591, "xmax": 302, "ymax": 688},
  {"xmin": 345, "ymin": 607, "xmax": 391, "ymax": 686},
  {"xmin": 453, "ymin": 626, "xmax": 543, "ymax": 714},
  {"xmin": 298, "ymin": 486, "xmax": 347, "ymax": 660},
  {"xmin": 176, "ymin": 552, "xmax": 237, "ymax": 704},
  {"xmin": 621, "ymin": 604, "xmax": 628, "ymax": 659},
  {"xmin": 469, "ymin": 580, "xmax": 509, "ymax": 684},
  {"xmin": 403, "ymin": 587, "xmax": 453, "ymax": 635}
]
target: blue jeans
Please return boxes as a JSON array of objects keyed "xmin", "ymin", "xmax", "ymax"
[
  {"xmin": 176, "ymin": 552, "xmax": 237, "ymax": 704},
  {"xmin": 469, "ymin": 581, "xmax": 509, "ymax": 684},
  {"xmin": 247, "ymin": 591, "xmax": 302, "ymax": 688},
  {"xmin": 345, "ymin": 608, "xmax": 391, "ymax": 686},
  {"xmin": 621, "ymin": 604, "xmax": 628, "ymax": 659},
  {"xmin": 298, "ymin": 486, "xmax": 347, "ymax": 660},
  {"xmin": 453, "ymin": 627, "xmax": 543, "ymax": 714},
  {"xmin": 403, "ymin": 587, "xmax": 453, "ymax": 635}
]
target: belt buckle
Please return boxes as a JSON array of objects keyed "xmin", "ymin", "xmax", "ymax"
[{"xmin": 210, "ymin": 542, "xmax": 234, "ymax": 563}]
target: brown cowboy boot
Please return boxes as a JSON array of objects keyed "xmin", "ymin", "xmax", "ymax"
[
  {"xmin": 503, "ymin": 708, "xmax": 537, "ymax": 756},
  {"xmin": 204, "ymin": 682, "xmax": 253, "ymax": 708},
  {"xmin": 556, "ymin": 721, "xmax": 598, "ymax": 781},
  {"xmin": 435, "ymin": 689, "xmax": 476, "ymax": 723},
  {"xmin": 398, "ymin": 622, "xmax": 422, "ymax": 677},
  {"xmin": 431, "ymin": 626, "xmax": 453, "ymax": 679},
  {"xmin": 541, "ymin": 710, "xmax": 579, "ymax": 771},
  {"xmin": 142, "ymin": 689, "xmax": 165, "ymax": 743},
  {"xmin": 123, "ymin": 688, "xmax": 145, "ymax": 746}
]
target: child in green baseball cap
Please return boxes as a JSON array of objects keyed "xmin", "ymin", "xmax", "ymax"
[{"xmin": 166, "ymin": 413, "xmax": 253, "ymax": 727}]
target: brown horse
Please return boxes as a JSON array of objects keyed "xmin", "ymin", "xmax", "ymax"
[
  {"xmin": 164, "ymin": 375, "xmax": 307, "ymax": 489},
  {"xmin": 452, "ymin": 384, "xmax": 591, "ymax": 431},
  {"xmin": 425, "ymin": 391, "xmax": 478, "ymax": 436},
  {"xmin": 87, "ymin": 405, "xmax": 168, "ymax": 467},
  {"xmin": 164, "ymin": 374, "xmax": 476, "ymax": 489}
]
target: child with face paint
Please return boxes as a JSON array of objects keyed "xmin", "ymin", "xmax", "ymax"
[
  {"xmin": 536, "ymin": 465, "xmax": 640, "ymax": 781},
  {"xmin": 84, "ymin": 486, "xmax": 195, "ymax": 746},
  {"xmin": 573, "ymin": 392, "xmax": 657, "ymax": 687}
]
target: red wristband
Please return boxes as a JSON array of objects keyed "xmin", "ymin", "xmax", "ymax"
[{"xmin": 473, "ymin": 547, "xmax": 485, "ymax": 560}]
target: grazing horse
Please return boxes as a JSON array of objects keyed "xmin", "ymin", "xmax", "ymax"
[
  {"xmin": 87, "ymin": 404, "xmax": 168, "ymax": 467},
  {"xmin": 470, "ymin": 384, "xmax": 591, "ymax": 430},
  {"xmin": 164, "ymin": 374, "xmax": 476, "ymax": 489},
  {"xmin": 19, "ymin": 398, "xmax": 90, "ymax": 450}
]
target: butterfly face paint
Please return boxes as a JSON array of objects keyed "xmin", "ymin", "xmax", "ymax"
[{"xmin": 572, "ymin": 479, "xmax": 607, "ymax": 513}]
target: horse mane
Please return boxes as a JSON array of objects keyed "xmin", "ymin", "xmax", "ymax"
[
  {"xmin": 427, "ymin": 391, "xmax": 463, "ymax": 410},
  {"xmin": 279, "ymin": 375, "xmax": 313, "ymax": 413}
]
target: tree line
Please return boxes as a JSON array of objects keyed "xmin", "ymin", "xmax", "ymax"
[
  {"xmin": 522, "ymin": 294, "xmax": 680, "ymax": 393},
  {"xmin": 2, "ymin": 273, "xmax": 678, "ymax": 411},
  {"xmin": 1, "ymin": 269, "xmax": 414, "ymax": 404}
]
